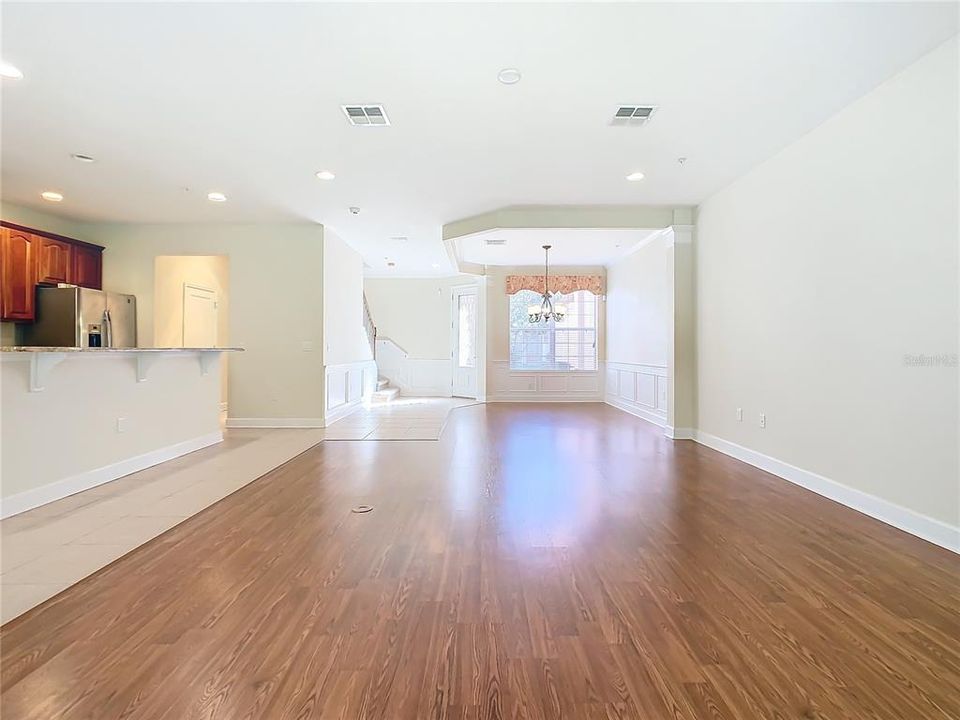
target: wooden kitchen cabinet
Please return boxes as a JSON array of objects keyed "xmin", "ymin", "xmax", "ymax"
[
  {"xmin": 36, "ymin": 235, "xmax": 74, "ymax": 285},
  {"xmin": 72, "ymin": 244, "xmax": 103, "ymax": 289},
  {"xmin": 1, "ymin": 227, "xmax": 38, "ymax": 321},
  {"xmin": 0, "ymin": 221, "xmax": 105, "ymax": 323}
]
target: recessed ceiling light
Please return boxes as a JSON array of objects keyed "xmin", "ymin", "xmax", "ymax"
[
  {"xmin": 207, "ymin": 192, "xmax": 227, "ymax": 202},
  {"xmin": 71, "ymin": 153, "xmax": 95, "ymax": 163},
  {"xmin": 431, "ymin": 263, "xmax": 441, "ymax": 269},
  {"xmin": 391, "ymin": 236, "xmax": 408, "ymax": 243},
  {"xmin": 40, "ymin": 191, "xmax": 63, "ymax": 202},
  {"xmin": 0, "ymin": 61, "xmax": 23, "ymax": 80},
  {"xmin": 315, "ymin": 170, "xmax": 335, "ymax": 180},
  {"xmin": 626, "ymin": 171, "xmax": 645, "ymax": 182},
  {"xmin": 497, "ymin": 68, "xmax": 521, "ymax": 85}
]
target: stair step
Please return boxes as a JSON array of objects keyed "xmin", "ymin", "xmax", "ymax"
[{"xmin": 370, "ymin": 387, "xmax": 400, "ymax": 404}]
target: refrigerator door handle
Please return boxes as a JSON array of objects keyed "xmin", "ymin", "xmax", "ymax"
[{"xmin": 103, "ymin": 308, "xmax": 113, "ymax": 348}]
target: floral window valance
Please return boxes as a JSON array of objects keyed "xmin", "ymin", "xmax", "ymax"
[{"xmin": 505, "ymin": 274, "xmax": 604, "ymax": 296}]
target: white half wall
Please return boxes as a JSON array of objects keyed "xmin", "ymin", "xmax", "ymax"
[
  {"xmin": 1, "ymin": 352, "xmax": 223, "ymax": 517},
  {"xmin": 695, "ymin": 37, "xmax": 959, "ymax": 544},
  {"xmin": 375, "ymin": 337, "xmax": 452, "ymax": 397}
]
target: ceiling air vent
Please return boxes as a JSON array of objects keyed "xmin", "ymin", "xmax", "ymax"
[
  {"xmin": 610, "ymin": 105, "xmax": 657, "ymax": 127},
  {"xmin": 484, "ymin": 238, "xmax": 507, "ymax": 246},
  {"xmin": 342, "ymin": 104, "xmax": 390, "ymax": 126}
]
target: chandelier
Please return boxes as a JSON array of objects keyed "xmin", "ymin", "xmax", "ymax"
[{"xmin": 527, "ymin": 244, "xmax": 567, "ymax": 323}]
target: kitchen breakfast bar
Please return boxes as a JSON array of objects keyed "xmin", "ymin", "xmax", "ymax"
[{"xmin": 0, "ymin": 347, "xmax": 242, "ymax": 518}]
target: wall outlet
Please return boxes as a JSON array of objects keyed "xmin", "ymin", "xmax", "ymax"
[
  {"xmin": 116, "ymin": 417, "xmax": 128, "ymax": 433},
  {"xmin": 759, "ymin": 412, "xmax": 766, "ymax": 429},
  {"xmin": 736, "ymin": 407, "xmax": 743, "ymax": 422}
]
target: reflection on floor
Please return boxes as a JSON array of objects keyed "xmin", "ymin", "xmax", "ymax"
[
  {"xmin": 0, "ymin": 427, "xmax": 324, "ymax": 623},
  {"xmin": 322, "ymin": 397, "xmax": 478, "ymax": 440}
]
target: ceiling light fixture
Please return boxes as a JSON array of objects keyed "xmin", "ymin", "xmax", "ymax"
[
  {"xmin": 71, "ymin": 153, "xmax": 95, "ymax": 163},
  {"xmin": 431, "ymin": 262, "xmax": 441, "ymax": 269},
  {"xmin": 40, "ymin": 191, "xmax": 64, "ymax": 202},
  {"xmin": 528, "ymin": 245, "xmax": 566, "ymax": 323},
  {"xmin": 315, "ymin": 170, "xmax": 335, "ymax": 180},
  {"xmin": 497, "ymin": 68, "xmax": 522, "ymax": 85},
  {"xmin": 0, "ymin": 61, "xmax": 23, "ymax": 80},
  {"xmin": 626, "ymin": 171, "xmax": 645, "ymax": 182},
  {"xmin": 207, "ymin": 192, "xmax": 227, "ymax": 202}
]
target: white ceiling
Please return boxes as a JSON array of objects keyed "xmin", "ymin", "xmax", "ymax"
[
  {"xmin": 459, "ymin": 228, "xmax": 662, "ymax": 267},
  {"xmin": 1, "ymin": 3, "xmax": 957, "ymax": 276}
]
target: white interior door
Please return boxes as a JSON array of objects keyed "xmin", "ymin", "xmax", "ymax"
[
  {"xmin": 182, "ymin": 284, "xmax": 218, "ymax": 347},
  {"xmin": 451, "ymin": 286, "xmax": 478, "ymax": 398}
]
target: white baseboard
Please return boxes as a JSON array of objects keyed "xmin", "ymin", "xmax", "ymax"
[
  {"xmin": 486, "ymin": 395, "xmax": 603, "ymax": 403},
  {"xmin": 665, "ymin": 426, "xmax": 695, "ymax": 440},
  {"xmin": 400, "ymin": 386, "xmax": 452, "ymax": 398},
  {"xmin": 226, "ymin": 417, "xmax": 325, "ymax": 428},
  {"xmin": 605, "ymin": 396, "xmax": 667, "ymax": 428},
  {"xmin": 694, "ymin": 430, "xmax": 960, "ymax": 554},
  {"xmin": 0, "ymin": 431, "xmax": 224, "ymax": 519}
]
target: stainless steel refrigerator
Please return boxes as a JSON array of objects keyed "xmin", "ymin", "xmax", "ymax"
[{"xmin": 23, "ymin": 286, "xmax": 137, "ymax": 348}]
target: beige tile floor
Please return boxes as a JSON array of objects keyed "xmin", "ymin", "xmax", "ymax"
[
  {"xmin": 0, "ymin": 427, "xmax": 325, "ymax": 624},
  {"xmin": 322, "ymin": 397, "xmax": 478, "ymax": 440}
]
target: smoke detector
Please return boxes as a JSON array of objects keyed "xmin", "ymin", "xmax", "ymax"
[
  {"xmin": 610, "ymin": 105, "xmax": 658, "ymax": 127},
  {"xmin": 342, "ymin": 104, "xmax": 390, "ymax": 126},
  {"xmin": 349, "ymin": 206, "xmax": 360, "ymax": 215}
]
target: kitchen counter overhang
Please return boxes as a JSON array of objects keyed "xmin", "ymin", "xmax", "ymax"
[{"xmin": 1, "ymin": 347, "xmax": 243, "ymax": 392}]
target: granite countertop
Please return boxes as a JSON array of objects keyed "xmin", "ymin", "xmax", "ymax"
[{"xmin": 1, "ymin": 347, "xmax": 244, "ymax": 353}]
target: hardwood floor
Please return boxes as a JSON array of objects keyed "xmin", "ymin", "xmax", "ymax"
[{"xmin": 1, "ymin": 403, "xmax": 958, "ymax": 719}]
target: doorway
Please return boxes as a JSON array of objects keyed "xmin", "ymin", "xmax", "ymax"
[
  {"xmin": 451, "ymin": 285, "xmax": 478, "ymax": 398},
  {"xmin": 154, "ymin": 255, "xmax": 230, "ymax": 412},
  {"xmin": 183, "ymin": 284, "xmax": 218, "ymax": 347}
]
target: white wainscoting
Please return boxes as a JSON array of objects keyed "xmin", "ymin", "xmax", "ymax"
[
  {"xmin": 324, "ymin": 360, "xmax": 378, "ymax": 425},
  {"xmin": 486, "ymin": 361, "xmax": 603, "ymax": 402},
  {"xmin": 375, "ymin": 338, "xmax": 452, "ymax": 397},
  {"xmin": 400, "ymin": 358, "xmax": 452, "ymax": 396},
  {"xmin": 604, "ymin": 361, "xmax": 668, "ymax": 427}
]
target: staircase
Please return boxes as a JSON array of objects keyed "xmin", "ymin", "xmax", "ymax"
[
  {"xmin": 364, "ymin": 294, "xmax": 399, "ymax": 404},
  {"xmin": 371, "ymin": 375, "xmax": 400, "ymax": 404}
]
